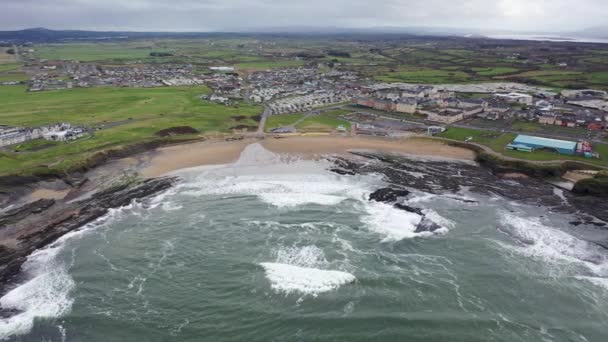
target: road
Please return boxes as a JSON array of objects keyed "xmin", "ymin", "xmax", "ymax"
[{"xmin": 256, "ymin": 105, "xmax": 271, "ymax": 135}]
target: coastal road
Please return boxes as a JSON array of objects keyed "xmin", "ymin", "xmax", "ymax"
[{"xmin": 256, "ymin": 105, "xmax": 271, "ymax": 135}]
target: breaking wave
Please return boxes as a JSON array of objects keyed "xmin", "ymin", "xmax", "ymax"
[
  {"xmin": 498, "ymin": 212, "xmax": 608, "ymax": 287},
  {"xmin": 0, "ymin": 204, "xmax": 140, "ymax": 339},
  {"xmin": 261, "ymin": 245, "xmax": 355, "ymax": 296}
]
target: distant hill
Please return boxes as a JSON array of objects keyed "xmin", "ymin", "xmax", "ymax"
[{"xmin": 0, "ymin": 28, "xmax": 236, "ymax": 43}]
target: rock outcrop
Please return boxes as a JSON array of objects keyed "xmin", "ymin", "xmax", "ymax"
[
  {"xmin": 0, "ymin": 177, "xmax": 177, "ymax": 295},
  {"xmin": 369, "ymin": 188, "xmax": 410, "ymax": 203}
]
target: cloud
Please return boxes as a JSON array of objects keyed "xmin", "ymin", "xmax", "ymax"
[{"xmin": 0, "ymin": 0, "xmax": 606, "ymax": 32}]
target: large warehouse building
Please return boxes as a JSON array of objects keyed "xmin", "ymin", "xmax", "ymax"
[{"xmin": 506, "ymin": 135, "xmax": 577, "ymax": 155}]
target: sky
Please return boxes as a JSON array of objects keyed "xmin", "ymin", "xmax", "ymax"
[{"xmin": 1, "ymin": 0, "xmax": 607, "ymax": 32}]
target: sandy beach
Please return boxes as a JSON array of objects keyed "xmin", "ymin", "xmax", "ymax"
[{"xmin": 140, "ymin": 135, "xmax": 475, "ymax": 177}]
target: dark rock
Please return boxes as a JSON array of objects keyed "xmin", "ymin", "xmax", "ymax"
[
  {"xmin": 394, "ymin": 203, "xmax": 424, "ymax": 215},
  {"xmin": 369, "ymin": 188, "xmax": 410, "ymax": 203},
  {"xmin": 0, "ymin": 307, "xmax": 22, "ymax": 319},
  {"xmin": 570, "ymin": 221, "xmax": 583, "ymax": 226},
  {"xmin": 329, "ymin": 157, "xmax": 362, "ymax": 176},
  {"xmin": 0, "ymin": 177, "xmax": 178, "ymax": 298},
  {"xmin": 415, "ymin": 218, "xmax": 443, "ymax": 233},
  {"xmin": 0, "ymin": 199, "xmax": 55, "ymax": 229},
  {"xmin": 329, "ymin": 168, "xmax": 355, "ymax": 176}
]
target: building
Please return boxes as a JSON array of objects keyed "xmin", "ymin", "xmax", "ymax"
[
  {"xmin": 538, "ymin": 114, "xmax": 557, "ymax": 125},
  {"xmin": 495, "ymin": 93, "xmax": 534, "ymax": 106},
  {"xmin": 373, "ymin": 99, "xmax": 397, "ymax": 112},
  {"xmin": 506, "ymin": 135, "xmax": 577, "ymax": 155},
  {"xmin": 0, "ymin": 126, "xmax": 41, "ymax": 148},
  {"xmin": 395, "ymin": 99, "xmax": 418, "ymax": 114},
  {"xmin": 209, "ymin": 66, "xmax": 235, "ymax": 72}
]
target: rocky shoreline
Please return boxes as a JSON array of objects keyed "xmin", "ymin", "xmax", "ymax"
[
  {"xmin": 330, "ymin": 152, "xmax": 608, "ymax": 248},
  {"xmin": 0, "ymin": 176, "xmax": 178, "ymax": 304},
  {"xmin": 2, "ymin": 145, "xmax": 608, "ymax": 323}
]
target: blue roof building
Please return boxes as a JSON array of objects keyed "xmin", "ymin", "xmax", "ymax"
[{"xmin": 507, "ymin": 135, "xmax": 577, "ymax": 155}]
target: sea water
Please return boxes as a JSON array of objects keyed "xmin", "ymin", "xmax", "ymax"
[{"xmin": 1, "ymin": 144, "xmax": 608, "ymax": 341}]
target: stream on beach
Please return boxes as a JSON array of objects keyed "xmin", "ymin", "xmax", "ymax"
[{"xmin": 1, "ymin": 143, "xmax": 608, "ymax": 341}]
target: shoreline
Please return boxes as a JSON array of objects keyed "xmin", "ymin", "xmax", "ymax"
[
  {"xmin": 139, "ymin": 135, "xmax": 476, "ymax": 178},
  {"xmin": 0, "ymin": 135, "xmax": 474, "ymax": 299}
]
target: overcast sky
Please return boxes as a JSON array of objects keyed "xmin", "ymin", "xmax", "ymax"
[{"xmin": 1, "ymin": 0, "xmax": 607, "ymax": 32}]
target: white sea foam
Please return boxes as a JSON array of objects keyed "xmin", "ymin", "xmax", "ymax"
[
  {"xmin": 0, "ymin": 246, "xmax": 74, "ymax": 339},
  {"xmin": 424, "ymin": 210, "xmax": 455, "ymax": 230},
  {"xmin": 275, "ymin": 245, "xmax": 327, "ymax": 267},
  {"xmin": 0, "ymin": 205, "xmax": 134, "ymax": 339},
  {"xmin": 260, "ymin": 263, "xmax": 355, "ymax": 296},
  {"xmin": 259, "ymin": 193, "xmax": 346, "ymax": 207},
  {"xmin": 179, "ymin": 144, "xmax": 378, "ymax": 208},
  {"xmin": 498, "ymin": 212, "xmax": 608, "ymax": 283},
  {"xmin": 362, "ymin": 202, "xmax": 425, "ymax": 241}
]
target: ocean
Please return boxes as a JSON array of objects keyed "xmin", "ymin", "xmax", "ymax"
[{"xmin": 1, "ymin": 144, "xmax": 607, "ymax": 341}]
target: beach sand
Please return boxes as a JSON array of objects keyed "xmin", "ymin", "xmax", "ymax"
[
  {"xmin": 262, "ymin": 136, "xmax": 474, "ymax": 160},
  {"xmin": 141, "ymin": 139, "xmax": 255, "ymax": 177},
  {"xmin": 141, "ymin": 135, "xmax": 475, "ymax": 177}
]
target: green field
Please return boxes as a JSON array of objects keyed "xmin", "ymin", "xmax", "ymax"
[
  {"xmin": 265, "ymin": 112, "xmax": 351, "ymax": 132},
  {"xmin": 376, "ymin": 68, "xmax": 472, "ymax": 83},
  {"xmin": 235, "ymin": 60, "xmax": 305, "ymax": 70},
  {"xmin": 34, "ymin": 43, "xmax": 172, "ymax": 62},
  {"xmin": 439, "ymin": 126, "xmax": 608, "ymax": 167},
  {"xmin": 296, "ymin": 115, "xmax": 351, "ymax": 132},
  {"xmin": 265, "ymin": 114, "xmax": 304, "ymax": 131},
  {"xmin": 472, "ymin": 67, "xmax": 520, "ymax": 76},
  {"xmin": 0, "ymin": 63, "xmax": 21, "ymax": 72},
  {"xmin": 0, "ymin": 86, "xmax": 262, "ymax": 176}
]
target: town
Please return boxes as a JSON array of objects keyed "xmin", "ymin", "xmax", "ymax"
[
  {"xmin": 2, "ymin": 34, "xmax": 608, "ymax": 171},
  {"xmin": 3, "ymin": 58, "xmax": 608, "ymax": 161}
]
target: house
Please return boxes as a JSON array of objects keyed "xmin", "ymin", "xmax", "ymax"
[
  {"xmin": 588, "ymin": 121, "xmax": 604, "ymax": 131},
  {"xmin": 373, "ymin": 99, "xmax": 396, "ymax": 112},
  {"xmin": 352, "ymin": 97, "xmax": 375, "ymax": 108},
  {"xmin": 395, "ymin": 98, "xmax": 418, "ymax": 114},
  {"xmin": 539, "ymin": 114, "xmax": 557, "ymax": 125},
  {"xmin": 424, "ymin": 109, "xmax": 465, "ymax": 124}
]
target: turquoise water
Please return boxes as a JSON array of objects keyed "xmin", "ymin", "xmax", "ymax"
[{"xmin": 2, "ymin": 145, "xmax": 608, "ymax": 341}]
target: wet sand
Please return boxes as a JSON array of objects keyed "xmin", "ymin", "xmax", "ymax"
[{"xmin": 141, "ymin": 136, "xmax": 475, "ymax": 177}]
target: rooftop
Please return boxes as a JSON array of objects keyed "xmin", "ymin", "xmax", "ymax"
[{"xmin": 513, "ymin": 135, "xmax": 577, "ymax": 150}]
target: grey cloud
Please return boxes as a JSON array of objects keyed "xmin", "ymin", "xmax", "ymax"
[{"xmin": 0, "ymin": 0, "xmax": 607, "ymax": 32}]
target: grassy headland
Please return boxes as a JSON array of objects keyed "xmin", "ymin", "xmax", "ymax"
[{"xmin": 0, "ymin": 85, "xmax": 262, "ymax": 177}]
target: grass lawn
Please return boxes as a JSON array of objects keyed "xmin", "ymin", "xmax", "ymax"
[
  {"xmin": 296, "ymin": 115, "xmax": 351, "ymax": 132},
  {"xmin": 439, "ymin": 126, "xmax": 608, "ymax": 167},
  {"xmin": 321, "ymin": 109, "xmax": 353, "ymax": 118},
  {"xmin": 0, "ymin": 86, "xmax": 262, "ymax": 176},
  {"xmin": 438, "ymin": 127, "xmax": 516, "ymax": 151},
  {"xmin": 265, "ymin": 114, "xmax": 304, "ymax": 131}
]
